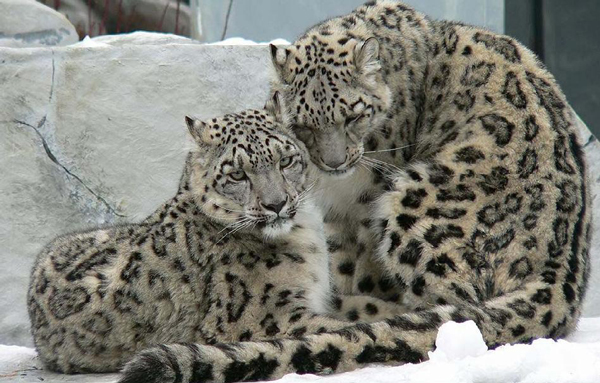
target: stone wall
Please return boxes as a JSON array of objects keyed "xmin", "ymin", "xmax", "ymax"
[{"xmin": 1, "ymin": 33, "xmax": 599, "ymax": 348}]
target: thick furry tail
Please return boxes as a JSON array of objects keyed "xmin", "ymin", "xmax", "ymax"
[
  {"xmin": 119, "ymin": 277, "xmax": 584, "ymax": 383},
  {"xmin": 119, "ymin": 344, "xmax": 218, "ymax": 383}
]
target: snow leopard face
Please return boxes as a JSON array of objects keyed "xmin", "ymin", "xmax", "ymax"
[
  {"xmin": 186, "ymin": 96, "xmax": 312, "ymax": 238},
  {"xmin": 270, "ymin": 37, "xmax": 391, "ymax": 176}
]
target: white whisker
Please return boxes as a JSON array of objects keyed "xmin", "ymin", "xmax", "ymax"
[
  {"xmin": 216, "ymin": 220, "xmax": 254, "ymax": 244},
  {"xmin": 215, "ymin": 217, "xmax": 253, "ymax": 236},
  {"xmin": 358, "ymin": 162, "xmax": 373, "ymax": 174},
  {"xmin": 363, "ymin": 142, "xmax": 417, "ymax": 154},
  {"xmin": 360, "ymin": 158, "xmax": 389, "ymax": 173},
  {"xmin": 360, "ymin": 157, "xmax": 401, "ymax": 173}
]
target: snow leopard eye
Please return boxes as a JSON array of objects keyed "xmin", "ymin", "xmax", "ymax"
[
  {"xmin": 228, "ymin": 169, "xmax": 247, "ymax": 181},
  {"xmin": 280, "ymin": 156, "xmax": 293, "ymax": 169}
]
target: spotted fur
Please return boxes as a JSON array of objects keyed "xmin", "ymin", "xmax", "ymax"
[{"xmin": 119, "ymin": 1, "xmax": 591, "ymax": 382}]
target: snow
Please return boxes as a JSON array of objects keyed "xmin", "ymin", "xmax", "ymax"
[
  {"xmin": 71, "ymin": 34, "xmax": 291, "ymax": 49},
  {"xmin": 74, "ymin": 35, "xmax": 109, "ymax": 48},
  {"xmin": 275, "ymin": 319, "xmax": 600, "ymax": 383},
  {"xmin": 0, "ymin": 345, "xmax": 36, "ymax": 367},
  {"xmin": 90, "ymin": 32, "xmax": 200, "ymax": 46},
  {"xmin": 428, "ymin": 320, "xmax": 488, "ymax": 362},
  {"xmin": 210, "ymin": 37, "xmax": 291, "ymax": 45},
  {"xmin": 3, "ymin": 319, "xmax": 600, "ymax": 383}
]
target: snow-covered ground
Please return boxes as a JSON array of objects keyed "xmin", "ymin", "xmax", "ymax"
[{"xmin": 2, "ymin": 319, "xmax": 600, "ymax": 383}]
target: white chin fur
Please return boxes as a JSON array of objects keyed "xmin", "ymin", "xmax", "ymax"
[{"xmin": 262, "ymin": 220, "xmax": 294, "ymax": 239}]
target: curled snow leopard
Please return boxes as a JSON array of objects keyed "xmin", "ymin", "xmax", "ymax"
[
  {"xmin": 270, "ymin": 0, "xmax": 591, "ymax": 332},
  {"xmin": 28, "ymin": 99, "xmax": 407, "ymax": 373},
  {"xmin": 119, "ymin": 1, "xmax": 590, "ymax": 382}
]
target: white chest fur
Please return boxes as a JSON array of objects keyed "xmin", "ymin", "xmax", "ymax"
[
  {"xmin": 313, "ymin": 166, "xmax": 375, "ymax": 220},
  {"xmin": 285, "ymin": 200, "xmax": 331, "ymax": 314}
]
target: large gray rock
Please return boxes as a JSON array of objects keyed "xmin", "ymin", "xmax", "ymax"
[
  {"xmin": 0, "ymin": 34, "xmax": 272, "ymax": 346},
  {"xmin": 0, "ymin": 0, "xmax": 78, "ymax": 47},
  {"xmin": 0, "ymin": 32, "xmax": 598, "ymax": 350}
]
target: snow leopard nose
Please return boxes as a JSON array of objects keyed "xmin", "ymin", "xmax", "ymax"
[{"xmin": 261, "ymin": 198, "xmax": 287, "ymax": 214}]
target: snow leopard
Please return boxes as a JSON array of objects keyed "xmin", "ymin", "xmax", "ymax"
[
  {"xmin": 28, "ymin": 98, "xmax": 408, "ymax": 373},
  {"xmin": 119, "ymin": 1, "xmax": 590, "ymax": 382}
]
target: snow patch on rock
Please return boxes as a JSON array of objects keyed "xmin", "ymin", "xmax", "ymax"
[
  {"xmin": 90, "ymin": 31, "xmax": 200, "ymax": 46},
  {"xmin": 210, "ymin": 37, "xmax": 291, "ymax": 45}
]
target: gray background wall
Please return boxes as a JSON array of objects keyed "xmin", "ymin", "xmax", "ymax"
[
  {"xmin": 506, "ymin": 0, "xmax": 599, "ymax": 137},
  {"xmin": 199, "ymin": 0, "xmax": 504, "ymax": 43}
]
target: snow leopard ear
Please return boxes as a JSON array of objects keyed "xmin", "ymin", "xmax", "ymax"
[
  {"xmin": 264, "ymin": 91, "xmax": 284, "ymax": 123},
  {"xmin": 185, "ymin": 116, "xmax": 213, "ymax": 146},
  {"xmin": 270, "ymin": 44, "xmax": 294, "ymax": 84},
  {"xmin": 354, "ymin": 37, "xmax": 381, "ymax": 84}
]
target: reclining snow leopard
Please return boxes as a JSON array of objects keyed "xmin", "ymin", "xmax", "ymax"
[
  {"xmin": 119, "ymin": 1, "xmax": 590, "ymax": 382},
  {"xmin": 28, "ymin": 97, "xmax": 408, "ymax": 373}
]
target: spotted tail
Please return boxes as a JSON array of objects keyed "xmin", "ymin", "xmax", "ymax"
[{"xmin": 119, "ymin": 275, "xmax": 586, "ymax": 383}]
